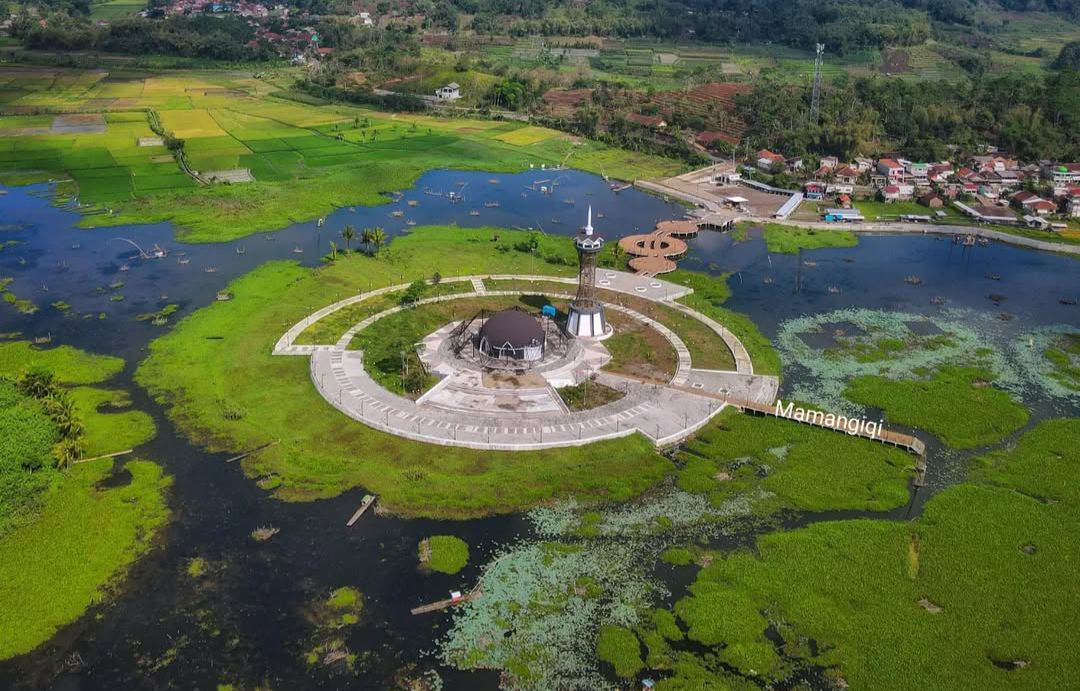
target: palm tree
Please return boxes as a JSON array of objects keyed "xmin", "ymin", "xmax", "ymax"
[
  {"xmin": 361, "ymin": 227, "xmax": 374, "ymax": 255},
  {"xmin": 370, "ymin": 227, "xmax": 386, "ymax": 257},
  {"xmin": 340, "ymin": 225, "xmax": 356, "ymax": 252}
]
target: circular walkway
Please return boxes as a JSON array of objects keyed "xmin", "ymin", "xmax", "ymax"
[{"xmin": 275, "ymin": 271, "xmax": 779, "ymax": 451}]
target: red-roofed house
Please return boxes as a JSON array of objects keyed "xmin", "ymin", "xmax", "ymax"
[
  {"xmin": 834, "ymin": 166, "xmax": 858, "ymax": 185},
  {"xmin": 626, "ymin": 113, "xmax": 667, "ymax": 129},
  {"xmin": 882, "ymin": 185, "xmax": 902, "ymax": 201},
  {"xmin": 696, "ymin": 131, "xmax": 738, "ymax": 148},
  {"xmin": 756, "ymin": 149, "xmax": 785, "ymax": 171},
  {"xmin": 877, "ymin": 159, "xmax": 905, "ymax": 183},
  {"xmin": 1012, "ymin": 191, "xmax": 1057, "ymax": 216}
]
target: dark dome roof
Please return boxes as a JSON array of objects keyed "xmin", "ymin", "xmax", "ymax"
[{"xmin": 479, "ymin": 309, "xmax": 544, "ymax": 349}]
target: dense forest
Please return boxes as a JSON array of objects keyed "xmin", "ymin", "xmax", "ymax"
[{"xmin": 734, "ymin": 68, "xmax": 1080, "ymax": 162}]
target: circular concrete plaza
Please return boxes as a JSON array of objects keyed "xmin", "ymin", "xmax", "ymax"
[{"xmin": 273, "ymin": 271, "xmax": 779, "ymax": 451}]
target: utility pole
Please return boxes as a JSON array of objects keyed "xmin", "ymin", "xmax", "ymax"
[{"xmin": 809, "ymin": 43, "xmax": 825, "ymax": 126}]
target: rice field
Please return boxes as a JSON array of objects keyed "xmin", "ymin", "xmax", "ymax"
[{"xmin": 0, "ymin": 66, "xmax": 685, "ymax": 240}]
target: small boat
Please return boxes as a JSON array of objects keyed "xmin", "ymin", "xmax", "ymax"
[
  {"xmin": 405, "ymin": 220, "xmax": 417, "ymax": 226},
  {"xmin": 828, "ymin": 286, "xmax": 841, "ymax": 294},
  {"xmin": 177, "ymin": 258, "xmax": 190, "ymax": 265},
  {"xmin": 488, "ymin": 179, "xmax": 499, "ymax": 185},
  {"xmin": 550, "ymin": 218, "xmax": 561, "ymax": 224},
  {"xmin": 763, "ymin": 276, "xmax": 774, "ymax": 284},
  {"xmin": 348, "ymin": 207, "xmax": 355, "ymax": 212},
  {"xmin": 317, "ymin": 218, "xmax": 324, "ymax": 227},
  {"xmin": 119, "ymin": 264, "xmax": 129, "ymax": 272},
  {"xmin": 17, "ymin": 257, "xmax": 27, "ymax": 265},
  {"xmin": 563, "ymin": 198, "xmax": 575, "ymax": 205},
  {"xmin": 292, "ymin": 247, "xmax": 303, "ymax": 254},
  {"xmin": 596, "ymin": 213, "xmax": 605, "ymax": 219},
  {"xmin": 205, "ymin": 267, "xmax": 218, "ymax": 273},
  {"xmin": 930, "ymin": 296, "xmax": 946, "ymax": 305},
  {"xmin": 216, "ymin": 292, "xmax": 234, "ymax": 301},
  {"xmin": 470, "ymin": 210, "xmax": 480, "ymax": 216},
  {"xmin": 802, "ymin": 261, "xmax": 817, "ymax": 268},
  {"xmin": 905, "ymin": 275, "xmax": 923, "ymax": 285},
  {"xmin": 264, "ymin": 234, "xmax": 275, "ymax": 241},
  {"xmin": 390, "ymin": 210, "xmax": 404, "ymax": 218},
  {"xmin": 408, "ymin": 200, "xmax": 419, "ymax": 207},
  {"xmin": 1059, "ymin": 298, "xmax": 1077, "ymax": 305},
  {"xmin": 236, "ymin": 246, "xmax": 246, "ymax": 255},
  {"xmin": 610, "ymin": 183, "xmax": 632, "ymax": 193},
  {"xmin": 484, "ymin": 202, "xmax": 499, "ymax": 208},
  {"xmin": 985, "ymin": 273, "xmax": 1000, "ymax": 281},
  {"xmin": 71, "ymin": 242, "xmax": 81, "ymax": 249},
  {"xmin": 455, "ymin": 181, "xmax": 466, "ymax": 187}
]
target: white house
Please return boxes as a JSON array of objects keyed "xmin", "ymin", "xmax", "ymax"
[
  {"xmin": 1050, "ymin": 163, "xmax": 1080, "ymax": 197},
  {"xmin": 1068, "ymin": 196, "xmax": 1080, "ymax": 218},
  {"xmin": 435, "ymin": 83, "xmax": 461, "ymax": 100}
]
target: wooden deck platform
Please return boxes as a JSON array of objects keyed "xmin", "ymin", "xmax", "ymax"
[
  {"xmin": 346, "ymin": 494, "xmax": 376, "ymax": 526},
  {"xmin": 410, "ymin": 590, "xmax": 481, "ymax": 615}
]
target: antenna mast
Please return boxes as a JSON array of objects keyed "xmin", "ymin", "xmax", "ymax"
[{"xmin": 809, "ymin": 43, "xmax": 824, "ymax": 125}]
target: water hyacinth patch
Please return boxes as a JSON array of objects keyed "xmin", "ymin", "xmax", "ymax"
[
  {"xmin": 777, "ymin": 308, "xmax": 1020, "ymax": 414},
  {"xmin": 1010, "ymin": 325, "xmax": 1080, "ymax": 399}
]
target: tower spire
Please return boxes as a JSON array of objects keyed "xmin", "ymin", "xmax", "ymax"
[{"xmin": 585, "ymin": 205, "xmax": 594, "ymax": 236}]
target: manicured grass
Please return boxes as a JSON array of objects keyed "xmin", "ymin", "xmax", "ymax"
[
  {"xmin": 422, "ymin": 535, "xmax": 470, "ymax": 575},
  {"xmin": 662, "ymin": 420, "xmax": 1080, "ymax": 691},
  {"xmin": 353, "ymin": 294, "xmax": 565, "ymax": 395},
  {"xmin": 0, "ymin": 459, "xmax": 170, "ymax": 660},
  {"xmin": 557, "ymin": 380, "xmax": 625, "ymax": 412},
  {"xmin": 136, "ymin": 241, "xmax": 672, "ymax": 516},
  {"xmin": 845, "ymin": 366, "xmax": 1029, "ymax": 448},
  {"xmin": 596, "ymin": 625, "xmax": 644, "ymax": 679},
  {"xmin": 678, "ymin": 408, "xmax": 914, "ymax": 513},
  {"xmin": 756, "ymin": 222, "xmax": 858, "ymax": 254},
  {"xmin": 601, "ymin": 311, "xmax": 678, "ymax": 382}
]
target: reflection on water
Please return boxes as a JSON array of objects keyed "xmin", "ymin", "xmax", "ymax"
[{"xmin": 0, "ymin": 175, "xmax": 1077, "ymax": 691}]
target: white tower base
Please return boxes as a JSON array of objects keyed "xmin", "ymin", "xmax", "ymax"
[{"xmin": 567, "ymin": 304, "xmax": 608, "ymax": 339}]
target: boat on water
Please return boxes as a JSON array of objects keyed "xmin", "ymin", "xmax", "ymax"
[
  {"xmin": 484, "ymin": 202, "xmax": 499, "ymax": 208},
  {"xmin": 292, "ymin": 247, "xmax": 303, "ymax": 254}
]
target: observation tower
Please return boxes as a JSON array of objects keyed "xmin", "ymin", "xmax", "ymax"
[{"xmin": 566, "ymin": 206, "xmax": 608, "ymax": 338}]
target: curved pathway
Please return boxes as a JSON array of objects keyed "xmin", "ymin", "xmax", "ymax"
[{"xmin": 277, "ymin": 270, "xmax": 778, "ymax": 451}]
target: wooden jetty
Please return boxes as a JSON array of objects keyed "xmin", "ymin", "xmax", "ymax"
[
  {"xmin": 224, "ymin": 439, "xmax": 279, "ymax": 464},
  {"xmin": 410, "ymin": 590, "xmax": 481, "ymax": 615},
  {"xmin": 710, "ymin": 393, "xmax": 927, "ymax": 460},
  {"xmin": 346, "ymin": 493, "xmax": 377, "ymax": 526}
]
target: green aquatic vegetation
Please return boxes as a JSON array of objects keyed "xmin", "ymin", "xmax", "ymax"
[
  {"xmin": 777, "ymin": 308, "xmax": 1017, "ymax": 415},
  {"xmin": 134, "ymin": 304, "xmax": 180, "ymax": 323},
  {"xmin": 422, "ymin": 535, "xmax": 470, "ymax": 575},
  {"xmin": 51, "ymin": 300, "xmax": 71, "ymax": 312},
  {"xmin": 654, "ymin": 420, "xmax": 1080, "ymax": 691},
  {"xmin": 0, "ymin": 342, "xmax": 124, "ymax": 385},
  {"xmin": 137, "ymin": 247, "xmax": 670, "ymax": 517},
  {"xmin": 660, "ymin": 547, "xmax": 694, "ymax": 566},
  {"xmin": 596, "ymin": 625, "xmax": 643, "ymax": 678},
  {"xmin": 1011, "ymin": 326, "xmax": 1080, "ymax": 398},
  {"xmin": 845, "ymin": 366, "xmax": 1029, "ymax": 448},
  {"xmin": 757, "ymin": 222, "xmax": 858, "ymax": 254},
  {"xmin": 439, "ymin": 538, "xmax": 663, "ymax": 691},
  {"xmin": 109, "ymin": 295, "xmax": 125, "ymax": 302},
  {"xmin": 69, "ymin": 387, "xmax": 157, "ymax": 457},
  {"xmin": 186, "ymin": 557, "xmax": 209, "ymax": 577},
  {"xmin": 0, "ymin": 460, "xmax": 171, "ymax": 660},
  {"xmin": 678, "ymin": 409, "xmax": 914, "ymax": 513}
]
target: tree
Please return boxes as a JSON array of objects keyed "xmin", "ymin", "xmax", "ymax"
[
  {"xmin": 361, "ymin": 227, "xmax": 373, "ymax": 254},
  {"xmin": 369, "ymin": 227, "xmax": 386, "ymax": 256},
  {"xmin": 340, "ymin": 224, "xmax": 356, "ymax": 252}
]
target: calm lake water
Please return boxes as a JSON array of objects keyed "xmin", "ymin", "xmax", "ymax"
[{"xmin": 1, "ymin": 170, "xmax": 1077, "ymax": 690}]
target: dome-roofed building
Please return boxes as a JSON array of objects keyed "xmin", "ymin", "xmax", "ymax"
[{"xmin": 478, "ymin": 308, "xmax": 546, "ymax": 363}]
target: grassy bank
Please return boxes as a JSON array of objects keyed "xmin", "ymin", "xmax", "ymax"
[
  {"xmin": 758, "ymin": 222, "xmax": 859, "ymax": 254},
  {"xmin": 136, "ymin": 235, "xmax": 675, "ymax": 516},
  {"xmin": 658, "ymin": 419, "xmax": 1080, "ymax": 691}
]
